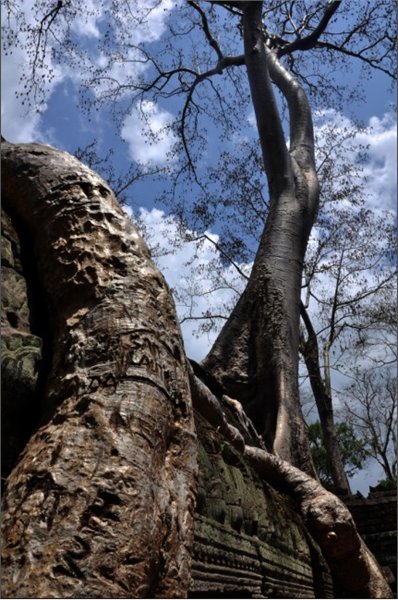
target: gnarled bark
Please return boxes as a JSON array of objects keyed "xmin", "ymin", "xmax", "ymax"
[{"xmin": 1, "ymin": 142, "xmax": 198, "ymax": 599}]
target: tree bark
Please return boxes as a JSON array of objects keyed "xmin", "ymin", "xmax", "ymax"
[
  {"xmin": 203, "ymin": 1, "xmax": 318, "ymax": 477},
  {"xmin": 1, "ymin": 143, "xmax": 198, "ymax": 599}
]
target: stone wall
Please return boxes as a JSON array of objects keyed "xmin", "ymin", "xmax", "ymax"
[
  {"xmin": 344, "ymin": 489, "xmax": 397, "ymax": 594},
  {"xmin": 1, "ymin": 208, "xmax": 43, "ymax": 481},
  {"xmin": 189, "ymin": 412, "xmax": 334, "ymax": 598}
]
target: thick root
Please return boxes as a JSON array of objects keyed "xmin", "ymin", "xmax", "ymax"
[{"xmin": 244, "ymin": 446, "xmax": 393, "ymax": 599}]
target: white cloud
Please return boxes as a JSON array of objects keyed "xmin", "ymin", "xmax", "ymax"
[
  {"xmin": 70, "ymin": 0, "xmax": 105, "ymax": 39},
  {"xmin": 1, "ymin": 0, "xmax": 178, "ymax": 143},
  {"xmin": 121, "ymin": 100, "xmax": 178, "ymax": 168},
  {"xmin": 79, "ymin": 0, "xmax": 178, "ymax": 100},
  {"xmin": 357, "ymin": 113, "xmax": 397, "ymax": 212},
  {"xmin": 1, "ymin": 0, "xmax": 65, "ymax": 142},
  {"xmin": 128, "ymin": 0, "xmax": 175, "ymax": 45},
  {"xmin": 132, "ymin": 207, "xmax": 249, "ymax": 360},
  {"xmin": 1, "ymin": 46, "xmax": 42, "ymax": 141},
  {"xmin": 314, "ymin": 108, "xmax": 397, "ymax": 212}
]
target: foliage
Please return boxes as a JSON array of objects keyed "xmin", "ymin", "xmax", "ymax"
[
  {"xmin": 308, "ymin": 420, "xmax": 367, "ymax": 488},
  {"xmin": 374, "ymin": 478, "xmax": 397, "ymax": 490}
]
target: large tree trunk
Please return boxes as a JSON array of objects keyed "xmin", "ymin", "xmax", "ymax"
[
  {"xmin": 1, "ymin": 142, "xmax": 198, "ymax": 599},
  {"xmin": 203, "ymin": 2, "xmax": 318, "ymax": 477}
]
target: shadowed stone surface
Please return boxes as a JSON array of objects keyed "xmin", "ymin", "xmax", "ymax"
[
  {"xmin": 1, "ymin": 208, "xmax": 43, "ymax": 480},
  {"xmin": 189, "ymin": 412, "xmax": 334, "ymax": 599}
]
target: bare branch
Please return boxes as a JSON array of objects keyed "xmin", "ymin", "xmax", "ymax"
[
  {"xmin": 278, "ymin": 1, "xmax": 341, "ymax": 57},
  {"xmin": 191, "ymin": 233, "xmax": 250, "ymax": 281},
  {"xmin": 188, "ymin": 1, "xmax": 223, "ymax": 61},
  {"xmin": 316, "ymin": 40, "xmax": 396, "ymax": 79}
]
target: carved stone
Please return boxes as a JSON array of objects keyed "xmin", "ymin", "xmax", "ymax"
[{"xmin": 189, "ymin": 412, "xmax": 334, "ymax": 599}]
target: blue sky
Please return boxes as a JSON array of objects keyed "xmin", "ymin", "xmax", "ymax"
[{"xmin": 2, "ymin": 0, "xmax": 396, "ymax": 493}]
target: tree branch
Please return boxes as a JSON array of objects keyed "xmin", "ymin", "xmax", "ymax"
[
  {"xmin": 192, "ymin": 233, "xmax": 250, "ymax": 281},
  {"xmin": 316, "ymin": 40, "xmax": 396, "ymax": 78},
  {"xmin": 266, "ymin": 48, "xmax": 315, "ymax": 163},
  {"xmin": 242, "ymin": 1, "xmax": 292, "ymax": 192},
  {"xmin": 188, "ymin": 1, "xmax": 223, "ymax": 61},
  {"xmin": 278, "ymin": 1, "xmax": 341, "ymax": 57}
]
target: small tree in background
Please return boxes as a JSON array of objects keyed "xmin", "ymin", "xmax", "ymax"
[
  {"xmin": 308, "ymin": 420, "xmax": 367, "ymax": 491},
  {"xmin": 341, "ymin": 369, "xmax": 397, "ymax": 483}
]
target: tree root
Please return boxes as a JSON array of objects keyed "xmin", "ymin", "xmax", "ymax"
[{"xmin": 244, "ymin": 446, "xmax": 393, "ymax": 599}]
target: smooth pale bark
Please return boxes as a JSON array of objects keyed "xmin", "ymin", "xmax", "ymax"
[
  {"xmin": 203, "ymin": 2, "xmax": 318, "ymax": 477},
  {"xmin": 1, "ymin": 143, "xmax": 198, "ymax": 599}
]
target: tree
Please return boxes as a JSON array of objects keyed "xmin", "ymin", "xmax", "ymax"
[
  {"xmin": 4, "ymin": 0, "xmax": 395, "ymax": 474},
  {"xmin": 300, "ymin": 215, "xmax": 395, "ymax": 491},
  {"xmin": 1, "ymin": 140, "xmax": 393, "ymax": 598},
  {"xmin": 342, "ymin": 369, "xmax": 397, "ymax": 482},
  {"xmin": 141, "ymin": 116, "xmax": 395, "ymax": 495},
  {"xmin": 308, "ymin": 420, "xmax": 367, "ymax": 489},
  {"xmin": 348, "ymin": 284, "xmax": 397, "ymax": 369},
  {"xmin": 298, "ymin": 117, "xmax": 396, "ymax": 493},
  {"xmin": 199, "ymin": 1, "xmax": 321, "ymax": 473}
]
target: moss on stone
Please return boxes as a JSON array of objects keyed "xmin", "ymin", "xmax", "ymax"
[{"xmin": 191, "ymin": 411, "xmax": 334, "ymax": 598}]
